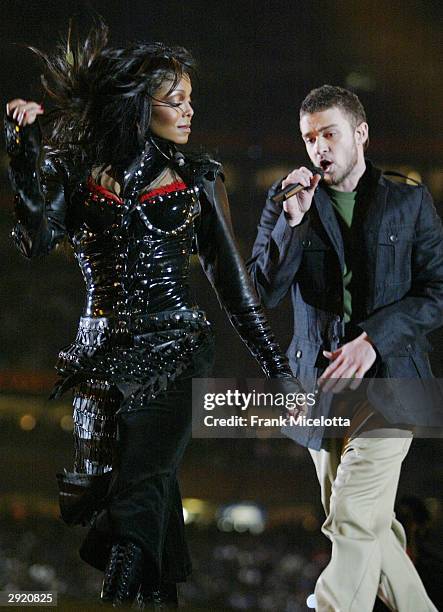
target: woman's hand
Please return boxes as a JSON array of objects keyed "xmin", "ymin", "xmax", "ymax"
[{"xmin": 6, "ymin": 99, "xmax": 44, "ymax": 126}]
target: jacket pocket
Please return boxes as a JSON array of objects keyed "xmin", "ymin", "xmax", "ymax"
[
  {"xmin": 408, "ymin": 349, "xmax": 433, "ymax": 378},
  {"xmin": 384, "ymin": 355, "xmax": 419, "ymax": 378},
  {"xmin": 298, "ymin": 233, "xmax": 331, "ymax": 292},
  {"xmin": 384, "ymin": 347, "xmax": 433, "ymax": 378},
  {"xmin": 376, "ymin": 224, "xmax": 415, "ymax": 286}
]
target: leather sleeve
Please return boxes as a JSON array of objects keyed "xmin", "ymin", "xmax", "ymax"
[
  {"xmin": 5, "ymin": 115, "xmax": 68, "ymax": 258},
  {"xmin": 196, "ymin": 174, "xmax": 295, "ymax": 379}
]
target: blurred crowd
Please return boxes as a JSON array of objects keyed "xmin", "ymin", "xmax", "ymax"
[
  {"xmin": 1, "ymin": 499, "xmax": 442, "ymax": 611},
  {"xmin": 0, "ymin": 516, "xmax": 328, "ymax": 610}
]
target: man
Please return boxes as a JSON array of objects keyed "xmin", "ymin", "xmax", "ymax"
[{"xmin": 247, "ymin": 85, "xmax": 442, "ymax": 611}]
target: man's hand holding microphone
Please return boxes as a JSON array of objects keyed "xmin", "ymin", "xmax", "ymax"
[{"xmin": 277, "ymin": 167, "xmax": 322, "ymax": 227}]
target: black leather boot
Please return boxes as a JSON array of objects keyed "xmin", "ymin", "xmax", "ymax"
[
  {"xmin": 135, "ymin": 582, "xmax": 178, "ymax": 610},
  {"xmin": 101, "ymin": 542, "xmax": 125, "ymax": 603},
  {"xmin": 101, "ymin": 541, "xmax": 145, "ymax": 606}
]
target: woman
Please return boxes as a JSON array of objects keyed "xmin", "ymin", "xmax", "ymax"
[{"xmin": 5, "ymin": 22, "xmax": 298, "ymax": 609}]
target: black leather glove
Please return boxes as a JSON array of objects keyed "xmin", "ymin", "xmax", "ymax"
[
  {"xmin": 228, "ymin": 305, "xmax": 293, "ymax": 378},
  {"xmin": 4, "ymin": 112, "xmax": 41, "ymax": 159}
]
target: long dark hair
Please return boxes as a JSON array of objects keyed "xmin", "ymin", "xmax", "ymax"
[{"xmin": 30, "ymin": 20, "xmax": 195, "ymax": 168}]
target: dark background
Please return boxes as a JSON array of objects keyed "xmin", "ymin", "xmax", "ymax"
[{"xmin": 0, "ymin": 1, "xmax": 442, "ymax": 610}]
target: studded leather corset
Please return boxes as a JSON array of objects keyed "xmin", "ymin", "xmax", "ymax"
[
  {"xmin": 42, "ymin": 175, "xmax": 213, "ymax": 407},
  {"xmin": 71, "ymin": 178, "xmax": 200, "ymax": 322}
]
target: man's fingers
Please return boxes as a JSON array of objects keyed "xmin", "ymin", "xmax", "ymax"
[
  {"xmin": 321, "ymin": 367, "xmax": 352, "ymax": 392},
  {"xmin": 283, "ymin": 200, "xmax": 298, "ymax": 215},
  {"xmin": 318, "ymin": 349, "xmax": 342, "ymax": 379},
  {"xmin": 323, "ymin": 366, "xmax": 360, "ymax": 393},
  {"xmin": 309, "ymin": 173, "xmax": 322, "ymax": 192},
  {"xmin": 327, "ymin": 378, "xmax": 351, "ymax": 394},
  {"xmin": 349, "ymin": 370, "xmax": 364, "ymax": 390},
  {"xmin": 298, "ymin": 169, "xmax": 313, "ymax": 188},
  {"xmin": 323, "ymin": 348, "xmax": 342, "ymax": 359},
  {"xmin": 284, "ymin": 174, "xmax": 309, "ymax": 188},
  {"xmin": 319, "ymin": 362, "xmax": 341, "ymax": 380},
  {"xmin": 348, "ymin": 378, "xmax": 360, "ymax": 391},
  {"xmin": 318, "ymin": 358, "xmax": 345, "ymax": 383},
  {"xmin": 319, "ymin": 355, "xmax": 354, "ymax": 385},
  {"xmin": 282, "ymin": 167, "xmax": 313, "ymax": 189},
  {"xmin": 322, "ymin": 363, "xmax": 364, "ymax": 393}
]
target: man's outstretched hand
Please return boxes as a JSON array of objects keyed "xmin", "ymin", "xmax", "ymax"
[{"xmin": 318, "ymin": 331, "xmax": 377, "ymax": 393}]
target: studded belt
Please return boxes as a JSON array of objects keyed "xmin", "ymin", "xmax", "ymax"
[
  {"xmin": 130, "ymin": 309, "xmax": 209, "ymax": 333},
  {"xmin": 75, "ymin": 309, "xmax": 209, "ymax": 346}
]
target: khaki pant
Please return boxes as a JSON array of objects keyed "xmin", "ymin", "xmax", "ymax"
[{"xmin": 309, "ymin": 432, "xmax": 438, "ymax": 612}]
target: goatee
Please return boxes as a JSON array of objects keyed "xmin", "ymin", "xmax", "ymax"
[{"xmin": 330, "ymin": 146, "xmax": 358, "ymax": 187}]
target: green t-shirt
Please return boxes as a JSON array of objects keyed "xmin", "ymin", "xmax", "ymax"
[{"xmin": 326, "ymin": 187, "xmax": 357, "ymax": 323}]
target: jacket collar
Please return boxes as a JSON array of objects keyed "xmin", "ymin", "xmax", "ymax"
[{"xmin": 358, "ymin": 160, "xmax": 387, "ymax": 239}]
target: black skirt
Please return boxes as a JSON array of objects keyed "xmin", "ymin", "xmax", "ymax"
[{"xmin": 79, "ymin": 333, "xmax": 215, "ymax": 584}]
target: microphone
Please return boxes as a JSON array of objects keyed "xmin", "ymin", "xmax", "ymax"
[{"xmin": 271, "ymin": 168, "xmax": 324, "ymax": 203}]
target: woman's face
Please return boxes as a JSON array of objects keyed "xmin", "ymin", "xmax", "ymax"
[{"xmin": 150, "ymin": 74, "xmax": 194, "ymax": 144}]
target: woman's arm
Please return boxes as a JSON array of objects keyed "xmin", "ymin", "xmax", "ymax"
[
  {"xmin": 196, "ymin": 173, "xmax": 295, "ymax": 379},
  {"xmin": 5, "ymin": 100, "xmax": 68, "ymax": 258}
]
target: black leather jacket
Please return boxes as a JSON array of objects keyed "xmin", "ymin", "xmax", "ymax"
[{"xmin": 5, "ymin": 116, "xmax": 295, "ymax": 381}]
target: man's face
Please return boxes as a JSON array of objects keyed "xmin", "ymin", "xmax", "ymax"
[{"xmin": 299, "ymin": 106, "xmax": 364, "ymax": 187}]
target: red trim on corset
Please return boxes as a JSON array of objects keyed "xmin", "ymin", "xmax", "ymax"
[
  {"xmin": 139, "ymin": 181, "xmax": 187, "ymax": 202},
  {"xmin": 87, "ymin": 177, "xmax": 188, "ymax": 204},
  {"xmin": 87, "ymin": 176, "xmax": 124, "ymax": 204}
]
